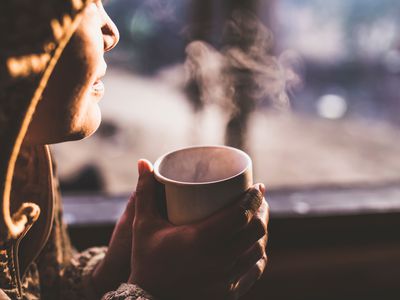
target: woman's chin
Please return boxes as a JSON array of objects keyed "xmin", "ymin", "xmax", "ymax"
[
  {"xmin": 25, "ymin": 107, "xmax": 102, "ymax": 145},
  {"xmin": 69, "ymin": 120, "xmax": 102, "ymax": 142},
  {"xmin": 68, "ymin": 108, "xmax": 102, "ymax": 141}
]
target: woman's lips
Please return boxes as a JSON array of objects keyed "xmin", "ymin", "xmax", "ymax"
[
  {"xmin": 93, "ymin": 63, "xmax": 107, "ymax": 97},
  {"xmin": 92, "ymin": 79, "xmax": 105, "ymax": 96}
]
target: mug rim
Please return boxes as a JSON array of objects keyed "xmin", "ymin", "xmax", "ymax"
[{"xmin": 153, "ymin": 145, "xmax": 252, "ymax": 186}]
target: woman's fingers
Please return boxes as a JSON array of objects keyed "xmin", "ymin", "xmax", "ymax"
[
  {"xmin": 226, "ymin": 200, "xmax": 268, "ymax": 259},
  {"xmin": 191, "ymin": 277, "xmax": 238, "ymax": 300},
  {"xmin": 192, "ymin": 252, "xmax": 268, "ymax": 300},
  {"xmin": 232, "ymin": 255, "xmax": 268, "ymax": 300},
  {"xmin": 194, "ymin": 198, "xmax": 268, "ymax": 299},
  {"xmin": 230, "ymin": 236, "xmax": 267, "ymax": 283},
  {"xmin": 134, "ymin": 159, "xmax": 158, "ymax": 218},
  {"xmin": 117, "ymin": 192, "xmax": 136, "ymax": 229},
  {"xmin": 194, "ymin": 194, "xmax": 268, "ymax": 280},
  {"xmin": 194, "ymin": 185, "xmax": 264, "ymax": 245}
]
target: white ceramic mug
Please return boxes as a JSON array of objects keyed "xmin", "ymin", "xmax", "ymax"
[{"xmin": 154, "ymin": 145, "xmax": 253, "ymax": 225}]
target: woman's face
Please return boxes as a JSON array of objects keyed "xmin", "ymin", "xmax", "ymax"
[{"xmin": 26, "ymin": 0, "xmax": 119, "ymax": 145}]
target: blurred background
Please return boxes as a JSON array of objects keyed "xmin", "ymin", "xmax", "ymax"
[
  {"xmin": 54, "ymin": 0, "xmax": 400, "ymax": 194},
  {"xmin": 58, "ymin": 0, "xmax": 400, "ymax": 299}
]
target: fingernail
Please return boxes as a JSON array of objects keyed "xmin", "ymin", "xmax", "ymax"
[
  {"xmin": 258, "ymin": 183, "xmax": 265, "ymax": 195},
  {"xmin": 138, "ymin": 160, "xmax": 145, "ymax": 177}
]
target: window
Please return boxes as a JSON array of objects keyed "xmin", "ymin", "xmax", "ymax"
[{"xmin": 55, "ymin": 0, "xmax": 400, "ymax": 195}]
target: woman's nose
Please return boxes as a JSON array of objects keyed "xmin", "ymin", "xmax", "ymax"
[{"xmin": 102, "ymin": 11, "xmax": 120, "ymax": 52}]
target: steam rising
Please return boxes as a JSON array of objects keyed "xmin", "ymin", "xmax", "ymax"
[
  {"xmin": 184, "ymin": 10, "xmax": 296, "ymax": 148},
  {"xmin": 193, "ymin": 160, "xmax": 211, "ymax": 182},
  {"xmin": 158, "ymin": 147, "xmax": 249, "ymax": 184}
]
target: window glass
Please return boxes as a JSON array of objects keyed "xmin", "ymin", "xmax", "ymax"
[{"xmin": 54, "ymin": 0, "xmax": 400, "ymax": 195}]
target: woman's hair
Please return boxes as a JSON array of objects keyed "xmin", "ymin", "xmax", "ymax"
[{"xmin": 0, "ymin": 0, "xmax": 92, "ymax": 243}]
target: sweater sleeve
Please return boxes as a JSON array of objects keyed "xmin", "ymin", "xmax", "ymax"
[
  {"xmin": 60, "ymin": 247, "xmax": 154, "ymax": 300},
  {"xmin": 60, "ymin": 246, "xmax": 106, "ymax": 299},
  {"xmin": 101, "ymin": 283, "xmax": 155, "ymax": 300}
]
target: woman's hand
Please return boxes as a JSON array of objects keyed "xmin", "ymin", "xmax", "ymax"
[
  {"xmin": 90, "ymin": 185, "xmax": 137, "ymax": 296},
  {"xmin": 129, "ymin": 159, "xmax": 269, "ymax": 300}
]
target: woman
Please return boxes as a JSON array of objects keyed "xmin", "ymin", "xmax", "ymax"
[{"xmin": 0, "ymin": 0, "xmax": 269, "ymax": 299}]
